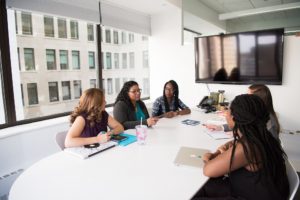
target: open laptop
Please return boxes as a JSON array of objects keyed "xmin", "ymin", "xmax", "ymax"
[{"xmin": 174, "ymin": 146, "xmax": 210, "ymax": 168}]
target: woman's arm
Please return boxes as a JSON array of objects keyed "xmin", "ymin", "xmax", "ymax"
[
  {"xmin": 203, "ymin": 143, "xmax": 248, "ymax": 178},
  {"xmin": 107, "ymin": 115, "xmax": 124, "ymax": 135},
  {"xmin": 65, "ymin": 116, "xmax": 109, "ymax": 148},
  {"xmin": 177, "ymin": 108, "xmax": 191, "ymax": 115}
]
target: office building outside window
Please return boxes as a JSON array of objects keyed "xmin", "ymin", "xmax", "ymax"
[
  {"xmin": 88, "ymin": 51, "xmax": 95, "ymax": 69},
  {"xmin": 70, "ymin": 21, "xmax": 79, "ymax": 39},
  {"xmin": 113, "ymin": 30, "xmax": 118, "ymax": 44},
  {"xmin": 62, "ymin": 81, "xmax": 71, "ymax": 100},
  {"xmin": 46, "ymin": 49, "xmax": 56, "ymax": 70},
  {"xmin": 44, "ymin": 16, "xmax": 54, "ymax": 37},
  {"xmin": 27, "ymin": 83, "xmax": 38, "ymax": 105},
  {"xmin": 48, "ymin": 82, "xmax": 59, "ymax": 102},
  {"xmin": 59, "ymin": 50, "xmax": 68, "ymax": 70},
  {"xmin": 115, "ymin": 78, "xmax": 120, "ymax": 94},
  {"xmin": 20, "ymin": 84, "xmax": 24, "ymax": 106},
  {"xmin": 58, "ymin": 18, "xmax": 67, "ymax": 38},
  {"xmin": 73, "ymin": 80, "xmax": 82, "ymax": 99},
  {"xmin": 87, "ymin": 24, "xmax": 94, "ymax": 41},
  {"xmin": 122, "ymin": 53, "xmax": 127, "ymax": 68},
  {"xmin": 143, "ymin": 78, "xmax": 150, "ymax": 95},
  {"xmin": 129, "ymin": 33, "xmax": 134, "ymax": 43},
  {"xmin": 21, "ymin": 12, "xmax": 32, "ymax": 35},
  {"xmin": 114, "ymin": 53, "xmax": 119, "ymax": 69},
  {"xmin": 143, "ymin": 50, "xmax": 149, "ymax": 68},
  {"xmin": 90, "ymin": 79, "xmax": 96, "ymax": 88},
  {"xmin": 106, "ymin": 52, "xmax": 112, "ymax": 69},
  {"xmin": 129, "ymin": 52, "xmax": 134, "ymax": 68},
  {"xmin": 105, "ymin": 29, "xmax": 111, "ymax": 43},
  {"xmin": 72, "ymin": 51, "xmax": 80, "ymax": 69},
  {"xmin": 122, "ymin": 32, "xmax": 126, "ymax": 44},
  {"xmin": 24, "ymin": 48, "xmax": 35, "ymax": 71},
  {"xmin": 17, "ymin": 48, "xmax": 21, "ymax": 70},
  {"xmin": 107, "ymin": 78, "xmax": 113, "ymax": 94}
]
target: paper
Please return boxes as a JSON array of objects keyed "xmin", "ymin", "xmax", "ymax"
[
  {"xmin": 181, "ymin": 119, "xmax": 200, "ymax": 126},
  {"xmin": 205, "ymin": 130, "xmax": 233, "ymax": 140}
]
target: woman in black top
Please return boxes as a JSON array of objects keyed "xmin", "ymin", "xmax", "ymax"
[{"xmin": 193, "ymin": 94, "xmax": 289, "ymax": 200}]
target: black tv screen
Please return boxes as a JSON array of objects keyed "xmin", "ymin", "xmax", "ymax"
[{"xmin": 195, "ymin": 28, "xmax": 284, "ymax": 85}]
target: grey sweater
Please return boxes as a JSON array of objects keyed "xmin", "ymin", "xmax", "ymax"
[{"xmin": 113, "ymin": 100, "xmax": 150, "ymax": 130}]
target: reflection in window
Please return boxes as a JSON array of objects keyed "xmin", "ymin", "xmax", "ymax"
[
  {"xmin": 129, "ymin": 52, "xmax": 134, "ymax": 68},
  {"xmin": 21, "ymin": 12, "xmax": 32, "ymax": 35},
  {"xmin": 239, "ymin": 35, "xmax": 255, "ymax": 76},
  {"xmin": 73, "ymin": 80, "xmax": 82, "ymax": 99},
  {"xmin": 24, "ymin": 48, "xmax": 35, "ymax": 70},
  {"xmin": 58, "ymin": 18, "xmax": 67, "ymax": 38},
  {"xmin": 62, "ymin": 81, "xmax": 71, "ymax": 100},
  {"xmin": 27, "ymin": 83, "xmax": 39, "ymax": 105},
  {"xmin": 48, "ymin": 82, "xmax": 59, "ymax": 102},
  {"xmin": 87, "ymin": 24, "xmax": 94, "ymax": 41},
  {"xmin": 106, "ymin": 52, "xmax": 112, "ymax": 69},
  {"xmin": 44, "ymin": 16, "xmax": 54, "ymax": 37},
  {"xmin": 114, "ymin": 53, "xmax": 119, "ymax": 69},
  {"xmin": 70, "ymin": 21, "xmax": 79, "ymax": 39},
  {"xmin": 46, "ymin": 49, "xmax": 56, "ymax": 70},
  {"xmin": 89, "ymin": 51, "xmax": 95, "ymax": 69},
  {"xmin": 72, "ymin": 51, "xmax": 80, "ymax": 69},
  {"xmin": 60, "ymin": 50, "xmax": 68, "ymax": 70}
]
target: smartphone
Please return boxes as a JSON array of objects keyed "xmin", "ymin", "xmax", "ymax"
[{"xmin": 110, "ymin": 134, "xmax": 127, "ymax": 142}]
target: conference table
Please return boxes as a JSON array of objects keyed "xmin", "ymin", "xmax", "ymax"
[{"xmin": 9, "ymin": 109, "xmax": 231, "ymax": 200}]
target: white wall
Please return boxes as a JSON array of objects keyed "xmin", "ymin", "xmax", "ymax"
[{"xmin": 150, "ymin": 4, "xmax": 300, "ymax": 131}]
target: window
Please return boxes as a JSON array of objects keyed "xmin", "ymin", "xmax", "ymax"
[
  {"xmin": 72, "ymin": 51, "xmax": 80, "ymax": 69},
  {"xmin": 17, "ymin": 48, "xmax": 21, "ymax": 70},
  {"xmin": 20, "ymin": 84, "xmax": 24, "ymax": 106},
  {"xmin": 102, "ymin": 79, "xmax": 105, "ymax": 92},
  {"xmin": 114, "ymin": 53, "xmax": 119, "ymax": 69},
  {"xmin": 15, "ymin": 10, "xmax": 18, "ymax": 34},
  {"xmin": 60, "ymin": 50, "xmax": 68, "ymax": 70},
  {"xmin": 113, "ymin": 30, "xmax": 118, "ymax": 44},
  {"xmin": 73, "ymin": 80, "xmax": 82, "ymax": 99},
  {"xmin": 0, "ymin": 56, "xmax": 5, "ymax": 124},
  {"xmin": 107, "ymin": 78, "xmax": 113, "ymax": 94},
  {"xmin": 58, "ymin": 18, "xmax": 67, "ymax": 38},
  {"xmin": 129, "ymin": 52, "xmax": 134, "ymax": 68},
  {"xmin": 48, "ymin": 82, "xmax": 59, "ymax": 102},
  {"xmin": 106, "ymin": 52, "xmax": 112, "ymax": 69},
  {"xmin": 44, "ymin": 16, "xmax": 54, "ymax": 37},
  {"xmin": 62, "ymin": 81, "xmax": 71, "ymax": 100},
  {"xmin": 87, "ymin": 24, "xmax": 94, "ymax": 41},
  {"xmin": 27, "ymin": 83, "xmax": 38, "ymax": 105},
  {"xmin": 143, "ymin": 78, "xmax": 150, "ymax": 95},
  {"xmin": 90, "ymin": 79, "xmax": 96, "ymax": 88},
  {"xmin": 70, "ymin": 21, "xmax": 79, "ymax": 39},
  {"xmin": 142, "ymin": 36, "xmax": 148, "ymax": 41},
  {"xmin": 46, "ymin": 49, "xmax": 56, "ymax": 70},
  {"xmin": 105, "ymin": 29, "xmax": 111, "ymax": 43},
  {"xmin": 122, "ymin": 78, "xmax": 127, "ymax": 84},
  {"xmin": 89, "ymin": 51, "xmax": 95, "ymax": 69},
  {"xmin": 24, "ymin": 48, "xmax": 35, "ymax": 71},
  {"xmin": 122, "ymin": 53, "xmax": 127, "ymax": 68},
  {"xmin": 122, "ymin": 32, "xmax": 126, "ymax": 44},
  {"xmin": 115, "ymin": 78, "xmax": 120, "ymax": 94},
  {"xmin": 21, "ymin": 12, "xmax": 32, "ymax": 35},
  {"xmin": 129, "ymin": 33, "xmax": 134, "ymax": 43},
  {"xmin": 101, "ymin": 52, "xmax": 104, "ymax": 69},
  {"xmin": 143, "ymin": 51, "xmax": 149, "ymax": 68}
]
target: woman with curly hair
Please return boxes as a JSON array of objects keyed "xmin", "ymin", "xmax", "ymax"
[
  {"xmin": 152, "ymin": 80, "xmax": 191, "ymax": 118},
  {"xmin": 113, "ymin": 81, "xmax": 158, "ymax": 130},
  {"xmin": 65, "ymin": 88, "xmax": 124, "ymax": 148},
  {"xmin": 193, "ymin": 94, "xmax": 289, "ymax": 200}
]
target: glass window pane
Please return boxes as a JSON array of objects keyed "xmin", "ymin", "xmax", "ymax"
[
  {"xmin": 27, "ymin": 83, "xmax": 39, "ymax": 105},
  {"xmin": 46, "ymin": 49, "xmax": 56, "ymax": 70},
  {"xmin": 106, "ymin": 52, "xmax": 112, "ymax": 69},
  {"xmin": 122, "ymin": 53, "xmax": 127, "ymax": 68},
  {"xmin": 107, "ymin": 78, "xmax": 113, "ymax": 94},
  {"xmin": 44, "ymin": 16, "xmax": 54, "ymax": 37},
  {"xmin": 113, "ymin": 30, "xmax": 118, "ymax": 44},
  {"xmin": 62, "ymin": 81, "xmax": 71, "ymax": 100},
  {"xmin": 89, "ymin": 51, "xmax": 95, "ymax": 69},
  {"xmin": 87, "ymin": 24, "xmax": 94, "ymax": 41},
  {"xmin": 58, "ymin": 18, "xmax": 67, "ymax": 38},
  {"xmin": 48, "ymin": 82, "xmax": 59, "ymax": 102},
  {"xmin": 60, "ymin": 50, "xmax": 68, "ymax": 70},
  {"xmin": 122, "ymin": 32, "xmax": 126, "ymax": 44},
  {"xmin": 114, "ymin": 53, "xmax": 119, "ymax": 69},
  {"xmin": 90, "ymin": 79, "xmax": 96, "ymax": 88},
  {"xmin": 115, "ymin": 78, "xmax": 120, "ymax": 94},
  {"xmin": 73, "ymin": 80, "xmax": 82, "ymax": 99},
  {"xmin": 72, "ymin": 51, "xmax": 80, "ymax": 69},
  {"xmin": 105, "ymin": 29, "xmax": 111, "ymax": 43},
  {"xmin": 70, "ymin": 21, "xmax": 79, "ymax": 39},
  {"xmin": 143, "ymin": 50, "xmax": 148, "ymax": 68},
  {"xmin": 24, "ymin": 48, "xmax": 35, "ymax": 70},
  {"xmin": 129, "ymin": 52, "xmax": 134, "ymax": 68},
  {"xmin": 0, "ymin": 52, "xmax": 5, "ymax": 124},
  {"xmin": 21, "ymin": 12, "xmax": 32, "ymax": 35}
]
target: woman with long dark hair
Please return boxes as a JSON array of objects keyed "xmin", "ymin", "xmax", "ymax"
[
  {"xmin": 152, "ymin": 80, "xmax": 191, "ymax": 118},
  {"xmin": 193, "ymin": 94, "xmax": 289, "ymax": 200},
  {"xmin": 113, "ymin": 81, "xmax": 158, "ymax": 129}
]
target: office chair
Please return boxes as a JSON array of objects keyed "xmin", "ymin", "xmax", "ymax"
[
  {"xmin": 55, "ymin": 131, "xmax": 68, "ymax": 150},
  {"xmin": 286, "ymin": 159, "xmax": 300, "ymax": 200}
]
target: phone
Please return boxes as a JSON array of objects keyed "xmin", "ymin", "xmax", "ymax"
[
  {"xmin": 198, "ymin": 96, "xmax": 212, "ymax": 108},
  {"xmin": 110, "ymin": 134, "xmax": 127, "ymax": 142}
]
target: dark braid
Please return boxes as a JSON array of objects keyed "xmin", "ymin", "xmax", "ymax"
[
  {"xmin": 163, "ymin": 80, "xmax": 180, "ymax": 112},
  {"xmin": 229, "ymin": 94, "xmax": 289, "ymax": 199},
  {"xmin": 115, "ymin": 81, "xmax": 139, "ymax": 111}
]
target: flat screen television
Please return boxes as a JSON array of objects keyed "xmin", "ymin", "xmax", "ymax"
[{"xmin": 194, "ymin": 28, "xmax": 284, "ymax": 85}]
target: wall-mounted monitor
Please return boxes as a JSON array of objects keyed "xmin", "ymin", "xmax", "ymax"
[{"xmin": 195, "ymin": 28, "xmax": 284, "ymax": 85}]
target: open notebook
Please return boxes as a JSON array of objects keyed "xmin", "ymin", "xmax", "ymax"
[{"xmin": 174, "ymin": 147, "xmax": 210, "ymax": 168}]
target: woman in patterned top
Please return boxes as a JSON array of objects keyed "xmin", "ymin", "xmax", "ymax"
[
  {"xmin": 65, "ymin": 88, "xmax": 124, "ymax": 148},
  {"xmin": 152, "ymin": 80, "xmax": 191, "ymax": 118}
]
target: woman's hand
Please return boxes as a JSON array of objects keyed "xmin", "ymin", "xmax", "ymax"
[
  {"xmin": 96, "ymin": 132, "xmax": 111, "ymax": 143},
  {"xmin": 147, "ymin": 117, "xmax": 159, "ymax": 126},
  {"xmin": 203, "ymin": 124, "xmax": 223, "ymax": 131},
  {"xmin": 164, "ymin": 111, "xmax": 178, "ymax": 118}
]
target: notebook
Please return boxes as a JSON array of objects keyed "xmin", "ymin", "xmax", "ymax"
[
  {"xmin": 118, "ymin": 133, "xmax": 137, "ymax": 146},
  {"xmin": 174, "ymin": 147, "xmax": 210, "ymax": 168},
  {"xmin": 181, "ymin": 119, "xmax": 200, "ymax": 126}
]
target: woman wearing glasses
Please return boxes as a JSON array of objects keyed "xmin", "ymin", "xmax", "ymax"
[
  {"xmin": 152, "ymin": 80, "xmax": 191, "ymax": 118},
  {"xmin": 113, "ymin": 81, "xmax": 159, "ymax": 130}
]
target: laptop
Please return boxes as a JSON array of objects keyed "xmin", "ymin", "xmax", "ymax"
[{"xmin": 174, "ymin": 146, "xmax": 210, "ymax": 168}]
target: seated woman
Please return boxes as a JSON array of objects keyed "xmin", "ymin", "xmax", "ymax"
[
  {"xmin": 193, "ymin": 94, "xmax": 289, "ymax": 200},
  {"xmin": 205, "ymin": 84, "xmax": 280, "ymax": 140},
  {"xmin": 152, "ymin": 80, "xmax": 191, "ymax": 118},
  {"xmin": 113, "ymin": 81, "xmax": 158, "ymax": 130},
  {"xmin": 65, "ymin": 88, "xmax": 124, "ymax": 148}
]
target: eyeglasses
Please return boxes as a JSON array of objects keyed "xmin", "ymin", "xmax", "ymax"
[
  {"xmin": 129, "ymin": 89, "xmax": 142, "ymax": 94},
  {"xmin": 164, "ymin": 88, "xmax": 174, "ymax": 92}
]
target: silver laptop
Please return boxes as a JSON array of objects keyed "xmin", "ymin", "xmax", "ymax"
[{"xmin": 174, "ymin": 146, "xmax": 210, "ymax": 168}]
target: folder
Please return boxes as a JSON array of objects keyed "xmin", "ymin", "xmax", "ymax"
[{"xmin": 118, "ymin": 133, "xmax": 137, "ymax": 146}]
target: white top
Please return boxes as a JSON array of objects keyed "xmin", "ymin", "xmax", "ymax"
[{"xmin": 9, "ymin": 109, "xmax": 229, "ymax": 200}]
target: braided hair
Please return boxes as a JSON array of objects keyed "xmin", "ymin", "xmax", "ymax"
[
  {"xmin": 249, "ymin": 84, "xmax": 280, "ymax": 135},
  {"xmin": 229, "ymin": 94, "xmax": 289, "ymax": 199},
  {"xmin": 163, "ymin": 80, "xmax": 180, "ymax": 112},
  {"xmin": 115, "ymin": 81, "xmax": 139, "ymax": 111}
]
